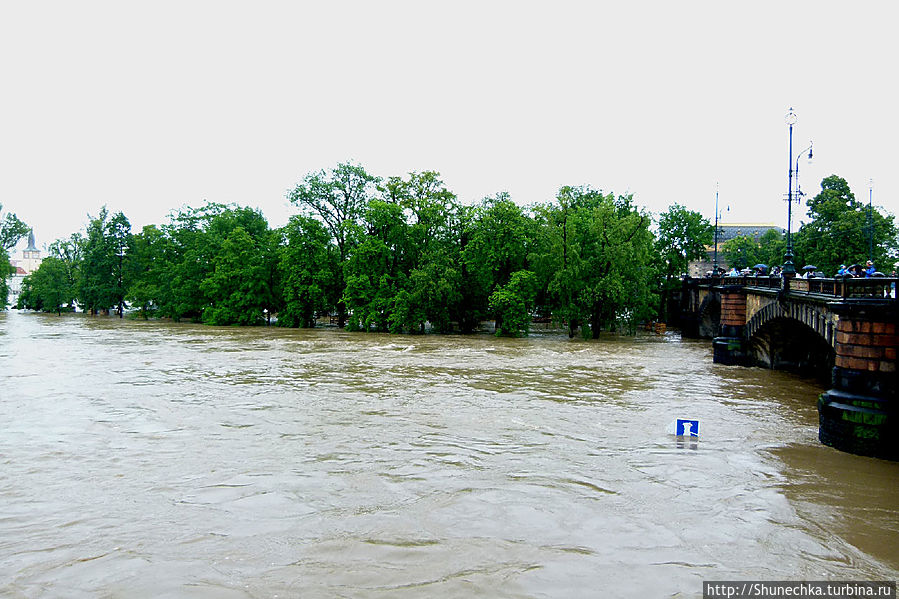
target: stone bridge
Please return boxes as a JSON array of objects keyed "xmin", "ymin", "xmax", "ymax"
[{"xmin": 679, "ymin": 276, "xmax": 898, "ymax": 461}]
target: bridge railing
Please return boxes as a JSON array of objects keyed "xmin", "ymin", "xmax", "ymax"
[
  {"xmin": 789, "ymin": 276, "xmax": 897, "ymax": 300},
  {"xmin": 694, "ymin": 275, "xmax": 897, "ymax": 301}
]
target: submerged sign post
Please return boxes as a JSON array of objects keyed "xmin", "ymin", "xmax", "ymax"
[
  {"xmin": 676, "ymin": 419, "xmax": 699, "ymax": 438},
  {"xmin": 669, "ymin": 418, "xmax": 700, "ymax": 450}
]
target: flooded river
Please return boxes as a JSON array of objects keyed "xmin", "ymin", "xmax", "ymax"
[{"xmin": 1, "ymin": 311, "xmax": 897, "ymax": 598}]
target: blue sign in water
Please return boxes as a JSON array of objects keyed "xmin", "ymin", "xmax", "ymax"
[{"xmin": 676, "ymin": 419, "xmax": 699, "ymax": 437}]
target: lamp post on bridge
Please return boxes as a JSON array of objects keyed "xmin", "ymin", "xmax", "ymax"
[
  {"xmin": 782, "ymin": 108, "xmax": 812, "ymax": 278},
  {"xmin": 867, "ymin": 178, "xmax": 874, "ymax": 263},
  {"xmin": 713, "ymin": 183, "xmax": 720, "ymax": 275}
]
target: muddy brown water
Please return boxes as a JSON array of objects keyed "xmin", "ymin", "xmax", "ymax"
[{"xmin": 1, "ymin": 311, "xmax": 897, "ymax": 598}]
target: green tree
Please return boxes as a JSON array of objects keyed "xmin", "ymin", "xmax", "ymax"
[
  {"xmin": 152, "ymin": 203, "xmax": 276, "ymax": 323},
  {"xmin": 288, "ymin": 162, "xmax": 380, "ymax": 327},
  {"xmin": 79, "ymin": 208, "xmax": 132, "ymax": 316},
  {"xmin": 279, "ymin": 216, "xmax": 336, "ymax": 328},
  {"xmin": 342, "ymin": 237, "xmax": 394, "ymax": 331},
  {"xmin": 46, "ymin": 234, "xmax": 84, "ymax": 312},
  {"xmin": 0, "ymin": 204, "xmax": 30, "ymax": 309},
  {"xmin": 721, "ymin": 235, "xmax": 761, "ymax": 270},
  {"xmin": 0, "ymin": 205, "xmax": 30, "ymax": 251},
  {"xmin": 0, "ymin": 252, "xmax": 13, "ymax": 309},
  {"xmin": 757, "ymin": 229, "xmax": 784, "ymax": 270},
  {"xmin": 462, "ymin": 193, "xmax": 533, "ymax": 332},
  {"xmin": 654, "ymin": 204, "xmax": 713, "ymax": 320},
  {"xmin": 793, "ymin": 175, "xmax": 898, "ymax": 275},
  {"xmin": 200, "ymin": 227, "xmax": 268, "ymax": 326},
  {"xmin": 126, "ymin": 225, "xmax": 168, "ymax": 318},
  {"xmin": 489, "ymin": 270, "xmax": 538, "ymax": 337},
  {"xmin": 540, "ymin": 187, "xmax": 655, "ymax": 338},
  {"xmin": 17, "ymin": 257, "xmax": 73, "ymax": 314}
]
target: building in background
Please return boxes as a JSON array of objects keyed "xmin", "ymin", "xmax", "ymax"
[
  {"xmin": 7, "ymin": 231, "xmax": 43, "ymax": 306},
  {"xmin": 688, "ymin": 223, "xmax": 780, "ymax": 277}
]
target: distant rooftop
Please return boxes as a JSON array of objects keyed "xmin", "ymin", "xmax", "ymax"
[{"xmin": 714, "ymin": 223, "xmax": 781, "ymax": 243}]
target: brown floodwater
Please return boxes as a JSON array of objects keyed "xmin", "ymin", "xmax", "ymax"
[{"xmin": 1, "ymin": 311, "xmax": 897, "ymax": 598}]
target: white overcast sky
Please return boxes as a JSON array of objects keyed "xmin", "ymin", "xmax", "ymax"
[{"xmin": 2, "ymin": 1, "xmax": 897, "ymax": 251}]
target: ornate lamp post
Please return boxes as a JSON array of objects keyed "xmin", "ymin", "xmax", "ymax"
[
  {"xmin": 868, "ymin": 178, "xmax": 874, "ymax": 262},
  {"xmin": 782, "ymin": 109, "xmax": 813, "ymax": 278},
  {"xmin": 783, "ymin": 108, "xmax": 798, "ymax": 277},
  {"xmin": 116, "ymin": 243, "xmax": 128, "ymax": 318},
  {"xmin": 713, "ymin": 183, "xmax": 720, "ymax": 275}
]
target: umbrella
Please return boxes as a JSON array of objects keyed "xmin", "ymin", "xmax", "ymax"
[
  {"xmin": 802, "ymin": 265, "xmax": 817, "ymax": 270},
  {"xmin": 752, "ymin": 264, "xmax": 767, "ymax": 270}
]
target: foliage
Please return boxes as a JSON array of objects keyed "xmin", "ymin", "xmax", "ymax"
[
  {"xmin": 489, "ymin": 270, "xmax": 538, "ymax": 336},
  {"xmin": 793, "ymin": 175, "xmax": 898, "ymax": 275},
  {"xmin": 15, "ymin": 162, "xmax": 715, "ymax": 339},
  {"xmin": 462, "ymin": 193, "xmax": 533, "ymax": 331},
  {"xmin": 79, "ymin": 208, "xmax": 132, "ymax": 315},
  {"xmin": 343, "ymin": 237, "xmax": 394, "ymax": 331},
  {"xmin": 0, "ymin": 250, "xmax": 13, "ymax": 309},
  {"xmin": 200, "ymin": 226, "xmax": 269, "ymax": 326},
  {"xmin": 655, "ymin": 204, "xmax": 713, "ymax": 274},
  {"xmin": 0, "ymin": 204, "xmax": 30, "ymax": 251},
  {"xmin": 278, "ymin": 216, "xmax": 336, "ymax": 328},
  {"xmin": 757, "ymin": 229, "xmax": 784, "ymax": 270},
  {"xmin": 539, "ymin": 187, "xmax": 655, "ymax": 338},
  {"xmin": 17, "ymin": 257, "xmax": 74, "ymax": 314},
  {"xmin": 654, "ymin": 204, "xmax": 713, "ymax": 320},
  {"xmin": 288, "ymin": 162, "xmax": 379, "ymax": 327},
  {"xmin": 722, "ymin": 235, "xmax": 762, "ymax": 270},
  {"xmin": 125, "ymin": 225, "xmax": 167, "ymax": 318},
  {"xmin": 0, "ymin": 204, "xmax": 31, "ymax": 309}
]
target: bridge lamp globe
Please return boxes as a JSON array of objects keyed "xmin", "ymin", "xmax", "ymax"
[{"xmin": 785, "ymin": 109, "xmax": 797, "ymax": 126}]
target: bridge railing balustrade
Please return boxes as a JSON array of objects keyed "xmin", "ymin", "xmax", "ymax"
[
  {"xmin": 787, "ymin": 276, "xmax": 897, "ymax": 301},
  {"xmin": 733, "ymin": 276, "xmax": 898, "ymax": 300},
  {"xmin": 693, "ymin": 275, "xmax": 896, "ymax": 301}
]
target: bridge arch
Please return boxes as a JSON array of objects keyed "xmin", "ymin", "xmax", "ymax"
[
  {"xmin": 746, "ymin": 301, "xmax": 837, "ymax": 347},
  {"xmin": 745, "ymin": 303, "xmax": 835, "ymax": 377}
]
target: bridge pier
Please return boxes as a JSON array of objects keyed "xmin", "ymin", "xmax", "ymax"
[
  {"xmin": 681, "ymin": 275, "xmax": 898, "ymax": 460},
  {"xmin": 713, "ymin": 285, "xmax": 749, "ymax": 365},
  {"xmin": 818, "ymin": 303, "xmax": 898, "ymax": 460}
]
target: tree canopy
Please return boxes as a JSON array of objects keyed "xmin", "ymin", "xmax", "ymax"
[
  {"xmin": 654, "ymin": 204, "xmax": 712, "ymax": 320},
  {"xmin": 15, "ymin": 161, "xmax": 777, "ymax": 339},
  {"xmin": 794, "ymin": 175, "xmax": 898, "ymax": 275},
  {"xmin": 0, "ymin": 204, "xmax": 31, "ymax": 309}
]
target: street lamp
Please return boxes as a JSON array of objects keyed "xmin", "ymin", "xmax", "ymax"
[
  {"xmin": 794, "ymin": 141, "xmax": 813, "ymax": 199},
  {"xmin": 868, "ymin": 178, "xmax": 874, "ymax": 262},
  {"xmin": 116, "ymin": 243, "xmax": 128, "ymax": 318},
  {"xmin": 782, "ymin": 108, "xmax": 812, "ymax": 278},
  {"xmin": 712, "ymin": 182, "xmax": 727, "ymax": 275}
]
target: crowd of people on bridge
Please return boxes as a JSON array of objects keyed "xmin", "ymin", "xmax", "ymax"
[
  {"xmin": 834, "ymin": 260, "xmax": 890, "ymax": 278},
  {"xmin": 709, "ymin": 260, "xmax": 896, "ymax": 280}
]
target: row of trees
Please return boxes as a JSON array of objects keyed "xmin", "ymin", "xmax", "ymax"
[
  {"xmin": 13, "ymin": 164, "xmax": 716, "ymax": 336},
  {"xmin": 12, "ymin": 165, "xmax": 896, "ymax": 336}
]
